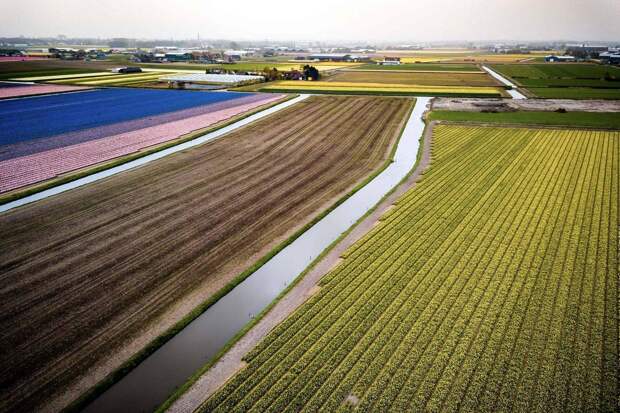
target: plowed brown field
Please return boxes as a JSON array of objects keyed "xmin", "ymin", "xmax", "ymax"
[{"xmin": 0, "ymin": 95, "xmax": 413, "ymax": 412}]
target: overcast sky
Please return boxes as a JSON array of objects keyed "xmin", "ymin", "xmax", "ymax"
[{"xmin": 1, "ymin": 0, "xmax": 619, "ymax": 42}]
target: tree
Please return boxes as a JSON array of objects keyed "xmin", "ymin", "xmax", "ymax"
[
  {"xmin": 262, "ymin": 67, "xmax": 280, "ymax": 81},
  {"xmin": 303, "ymin": 65, "xmax": 320, "ymax": 81}
]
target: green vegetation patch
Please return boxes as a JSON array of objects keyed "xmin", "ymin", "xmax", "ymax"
[
  {"xmin": 491, "ymin": 63, "xmax": 620, "ymax": 80},
  {"xmin": 429, "ymin": 110, "xmax": 620, "ymax": 129},
  {"xmin": 493, "ymin": 63, "xmax": 620, "ymax": 95},
  {"xmin": 490, "ymin": 63, "xmax": 620, "ymax": 98},
  {"xmin": 527, "ymin": 87, "xmax": 620, "ymax": 100}
]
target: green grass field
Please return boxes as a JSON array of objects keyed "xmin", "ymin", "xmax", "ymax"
[
  {"xmin": 201, "ymin": 124, "xmax": 619, "ymax": 412},
  {"xmin": 490, "ymin": 63, "xmax": 620, "ymax": 80},
  {"xmin": 354, "ymin": 63, "xmax": 481, "ymax": 72},
  {"xmin": 429, "ymin": 111, "xmax": 620, "ymax": 129},
  {"xmin": 516, "ymin": 78, "xmax": 620, "ymax": 88},
  {"xmin": 527, "ymin": 87, "xmax": 620, "ymax": 100},
  {"xmin": 490, "ymin": 64, "xmax": 620, "ymax": 99}
]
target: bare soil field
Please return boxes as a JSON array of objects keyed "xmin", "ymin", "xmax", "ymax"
[
  {"xmin": 433, "ymin": 97, "xmax": 620, "ymax": 112},
  {"xmin": 0, "ymin": 95, "xmax": 413, "ymax": 412},
  {"xmin": 327, "ymin": 70, "xmax": 501, "ymax": 87}
]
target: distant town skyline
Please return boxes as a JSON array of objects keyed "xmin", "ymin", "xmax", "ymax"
[{"xmin": 1, "ymin": 0, "xmax": 619, "ymax": 42}]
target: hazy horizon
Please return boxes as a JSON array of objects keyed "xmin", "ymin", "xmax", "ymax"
[{"xmin": 1, "ymin": 0, "xmax": 619, "ymax": 43}]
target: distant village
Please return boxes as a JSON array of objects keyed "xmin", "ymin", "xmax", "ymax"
[{"xmin": 1, "ymin": 38, "xmax": 619, "ymax": 65}]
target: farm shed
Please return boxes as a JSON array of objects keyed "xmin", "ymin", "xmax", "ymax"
[
  {"xmin": 566, "ymin": 44, "xmax": 610, "ymax": 54},
  {"xmin": 224, "ymin": 50, "xmax": 252, "ymax": 61}
]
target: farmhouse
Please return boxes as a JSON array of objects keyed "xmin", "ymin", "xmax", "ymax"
[
  {"xmin": 566, "ymin": 44, "xmax": 609, "ymax": 58},
  {"xmin": 224, "ymin": 50, "xmax": 251, "ymax": 61}
]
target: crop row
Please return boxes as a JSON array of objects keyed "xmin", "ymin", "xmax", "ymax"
[{"xmin": 202, "ymin": 125, "xmax": 619, "ymax": 412}]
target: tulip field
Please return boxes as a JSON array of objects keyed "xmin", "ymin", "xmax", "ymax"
[
  {"xmin": 0, "ymin": 89, "xmax": 283, "ymax": 193},
  {"xmin": 327, "ymin": 70, "xmax": 501, "ymax": 87},
  {"xmin": 260, "ymin": 80, "xmax": 505, "ymax": 97},
  {"xmin": 202, "ymin": 125, "xmax": 619, "ymax": 412}
]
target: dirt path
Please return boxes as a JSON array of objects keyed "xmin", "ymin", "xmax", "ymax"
[{"xmin": 168, "ymin": 106, "xmax": 435, "ymax": 413}]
